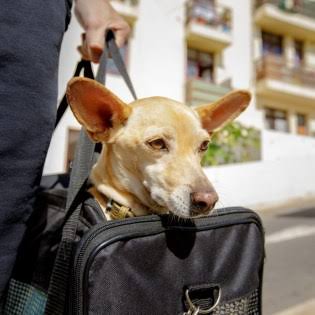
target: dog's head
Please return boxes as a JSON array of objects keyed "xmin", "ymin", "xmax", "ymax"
[{"xmin": 67, "ymin": 78, "xmax": 250, "ymax": 218}]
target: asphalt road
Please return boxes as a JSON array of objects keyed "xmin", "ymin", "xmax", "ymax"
[{"xmin": 261, "ymin": 205, "xmax": 315, "ymax": 314}]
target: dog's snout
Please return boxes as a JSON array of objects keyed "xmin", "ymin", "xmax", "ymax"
[{"xmin": 190, "ymin": 191, "xmax": 218, "ymax": 215}]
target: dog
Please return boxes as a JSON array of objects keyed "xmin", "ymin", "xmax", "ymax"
[{"xmin": 66, "ymin": 78, "xmax": 251, "ymax": 220}]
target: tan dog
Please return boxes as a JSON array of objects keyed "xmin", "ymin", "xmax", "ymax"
[{"xmin": 67, "ymin": 78, "xmax": 251, "ymax": 220}]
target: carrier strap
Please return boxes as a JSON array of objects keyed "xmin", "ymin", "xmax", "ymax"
[
  {"xmin": 45, "ymin": 30, "xmax": 136, "ymax": 315},
  {"xmin": 55, "ymin": 60, "xmax": 94, "ymax": 128}
]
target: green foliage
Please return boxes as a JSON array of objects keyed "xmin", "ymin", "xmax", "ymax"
[{"xmin": 202, "ymin": 122, "xmax": 261, "ymax": 166}]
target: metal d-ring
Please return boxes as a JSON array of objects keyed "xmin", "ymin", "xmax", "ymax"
[{"xmin": 184, "ymin": 286, "xmax": 222, "ymax": 314}]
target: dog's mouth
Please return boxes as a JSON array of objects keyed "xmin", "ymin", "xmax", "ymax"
[
  {"xmin": 149, "ymin": 203, "xmax": 168, "ymax": 214},
  {"xmin": 143, "ymin": 183, "xmax": 217, "ymax": 218},
  {"xmin": 148, "ymin": 205, "xmax": 207, "ymax": 219},
  {"xmin": 169, "ymin": 209, "xmax": 211, "ymax": 219}
]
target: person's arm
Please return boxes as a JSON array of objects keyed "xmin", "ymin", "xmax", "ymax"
[{"xmin": 74, "ymin": 0, "xmax": 130, "ymax": 63}]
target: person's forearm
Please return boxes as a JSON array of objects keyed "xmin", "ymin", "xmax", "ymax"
[{"xmin": 74, "ymin": 0, "xmax": 130, "ymax": 62}]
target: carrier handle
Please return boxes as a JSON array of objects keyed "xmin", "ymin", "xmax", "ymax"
[
  {"xmin": 54, "ymin": 30, "xmax": 137, "ymax": 127},
  {"xmin": 55, "ymin": 60, "xmax": 95, "ymax": 128},
  {"xmin": 45, "ymin": 30, "xmax": 137, "ymax": 315}
]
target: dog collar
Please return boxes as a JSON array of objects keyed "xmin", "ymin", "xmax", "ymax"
[
  {"xmin": 105, "ymin": 198, "xmax": 136, "ymax": 220},
  {"xmin": 89, "ymin": 187, "xmax": 136, "ymax": 220}
]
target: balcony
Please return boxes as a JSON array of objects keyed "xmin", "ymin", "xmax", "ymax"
[
  {"xmin": 111, "ymin": 0, "xmax": 138, "ymax": 24},
  {"xmin": 186, "ymin": 1, "xmax": 232, "ymax": 53},
  {"xmin": 186, "ymin": 79, "xmax": 231, "ymax": 107},
  {"xmin": 255, "ymin": 1, "xmax": 315, "ymax": 41},
  {"xmin": 256, "ymin": 54, "xmax": 315, "ymax": 105}
]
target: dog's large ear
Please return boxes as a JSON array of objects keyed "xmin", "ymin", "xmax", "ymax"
[
  {"xmin": 67, "ymin": 77, "xmax": 132, "ymax": 142},
  {"xmin": 194, "ymin": 90, "xmax": 251, "ymax": 134}
]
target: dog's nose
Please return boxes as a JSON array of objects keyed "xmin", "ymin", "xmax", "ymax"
[{"xmin": 190, "ymin": 191, "xmax": 218, "ymax": 215}]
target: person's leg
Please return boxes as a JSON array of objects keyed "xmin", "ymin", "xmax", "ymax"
[{"xmin": 0, "ymin": 0, "xmax": 71, "ymax": 300}]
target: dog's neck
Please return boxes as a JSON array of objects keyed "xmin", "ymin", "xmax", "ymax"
[{"xmin": 89, "ymin": 146, "xmax": 154, "ymax": 217}]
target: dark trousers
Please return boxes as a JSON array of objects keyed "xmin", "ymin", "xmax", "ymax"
[{"xmin": 0, "ymin": 0, "xmax": 71, "ymax": 300}]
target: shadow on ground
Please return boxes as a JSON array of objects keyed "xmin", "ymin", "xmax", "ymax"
[{"xmin": 278, "ymin": 207, "xmax": 315, "ymax": 218}]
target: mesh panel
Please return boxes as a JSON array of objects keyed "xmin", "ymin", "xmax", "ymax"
[
  {"xmin": 4, "ymin": 279, "xmax": 47, "ymax": 315},
  {"xmin": 213, "ymin": 289, "xmax": 260, "ymax": 315},
  {"xmin": 247, "ymin": 289, "xmax": 260, "ymax": 315}
]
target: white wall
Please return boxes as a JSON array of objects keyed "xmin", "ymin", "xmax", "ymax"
[
  {"xmin": 130, "ymin": 0, "xmax": 186, "ymax": 101},
  {"xmin": 219, "ymin": 0, "xmax": 264, "ymax": 130},
  {"xmin": 262, "ymin": 130, "xmax": 315, "ymax": 161},
  {"xmin": 206, "ymin": 156, "xmax": 315, "ymax": 210}
]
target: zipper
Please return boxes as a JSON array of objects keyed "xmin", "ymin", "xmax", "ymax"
[{"xmin": 71, "ymin": 208, "xmax": 264, "ymax": 315}]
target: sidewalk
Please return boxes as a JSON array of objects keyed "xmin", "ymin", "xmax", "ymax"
[
  {"xmin": 261, "ymin": 196, "xmax": 315, "ymax": 315},
  {"xmin": 273, "ymin": 299, "xmax": 315, "ymax": 315},
  {"xmin": 255, "ymin": 196, "xmax": 315, "ymax": 217}
]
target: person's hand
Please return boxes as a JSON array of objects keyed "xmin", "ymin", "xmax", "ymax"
[{"xmin": 74, "ymin": 0, "xmax": 130, "ymax": 63}]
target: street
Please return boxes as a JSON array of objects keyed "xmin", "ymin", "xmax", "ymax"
[{"xmin": 261, "ymin": 203, "xmax": 315, "ymax": 314}]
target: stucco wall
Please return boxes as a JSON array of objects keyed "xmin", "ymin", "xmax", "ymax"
[{"xmin": 205, "ymin": 156, "xmax": 315, "ymax": 210}]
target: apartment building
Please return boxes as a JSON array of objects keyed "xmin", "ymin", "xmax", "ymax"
[
  {"xmin": 44, "ymin": 0, "xmax": 315, "ymax": 209},
  {"xmin": 255, "ymin": 0, "xmax": 315, "ymax": 136}
]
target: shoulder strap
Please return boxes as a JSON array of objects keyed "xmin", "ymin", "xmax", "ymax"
[{"xmin": 45, "ymin": 30, "xmax": 136, "ymax": 315}]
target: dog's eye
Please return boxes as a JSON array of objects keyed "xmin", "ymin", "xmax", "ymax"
[
  {"xmin": 147, "ymin": 138, "xmax": 168, "ymax": 151},
  {"xmin": 199, "ymin": 140, "xmax": 210, "ymax": 152}
]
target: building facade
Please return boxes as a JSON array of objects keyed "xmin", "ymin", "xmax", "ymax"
[{"xmin": 44, "ymin": 0, "xmax": 315, "ymax": 209}]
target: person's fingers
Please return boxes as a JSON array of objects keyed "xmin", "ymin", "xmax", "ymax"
[
  {"xmin": 77, "ymin": 33, "xmax": 91, "ymax": 60},
  {"xmin": 89, "ymin": 45, "xmax": 103, "ymax": 63},
  {"xmin": 79, "ymin": 21, "xmax": 130, "ymax": 63},
  {"xmin": 74, "ymin": 0, "xmax": 131, "ymax": 62},
  {"xmin": 77, "ymin": 45, "xmax": 90, "ymax": 60},
  {"xmin": 108, "ymin": 17, "xmax": 130, "ymax": 48},
  {"xmin": 85, "ymin": 27, "xmax": 106, "ymax": 63},
  {"xmin": 113, "ymin": 24, "xmax": 130, "ymax": 48}
]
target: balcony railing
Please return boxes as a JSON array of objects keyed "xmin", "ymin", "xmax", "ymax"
[
  {"xmin": 256, "ymin": 54, "xmax": 315, "ymax": 88},
  {"xmin": 186, "ymin": 78, "xmax": 231, "ymax": 106},
  {"xmin": 256, "ymin": 0, "xmax": 315, "ymax": 20},
  {"xmin": 186, "ymin": 0, "xmax": 232, "ymax": 33}
]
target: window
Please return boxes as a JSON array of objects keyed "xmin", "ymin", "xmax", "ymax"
[
  {"xmin": 294, "ymin": 40, "xmax": 304, "ymax": 67},
  {"xmin": 187, "ymin": 48, "xmax": 214, "ymax": 82},
  {"xmin": 296, "ymin": 113, "xmax": 308, "ymax": 135},
  {"xmin": 66, "ymin": 129, "xmax": 80, "ymax": 172},
  {"xmin": 265, "ymin": 108, "xmax": 289, "ymax": 132},
  {"xmin": 262, "ymin": 31, "xmax": 283, "ymax": 56}
]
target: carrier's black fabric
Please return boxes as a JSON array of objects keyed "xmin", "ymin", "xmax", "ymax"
[
  {"xmin": 72, "ymin": 206, "xmax": 264, "ymax": 314},
  {"xmin": 4, "ymin": 32, "xmax": 265, "ymax": 315},
  {"xmin": 5, "ymin": 178, "xmax": 264, "ymax": 315}
]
